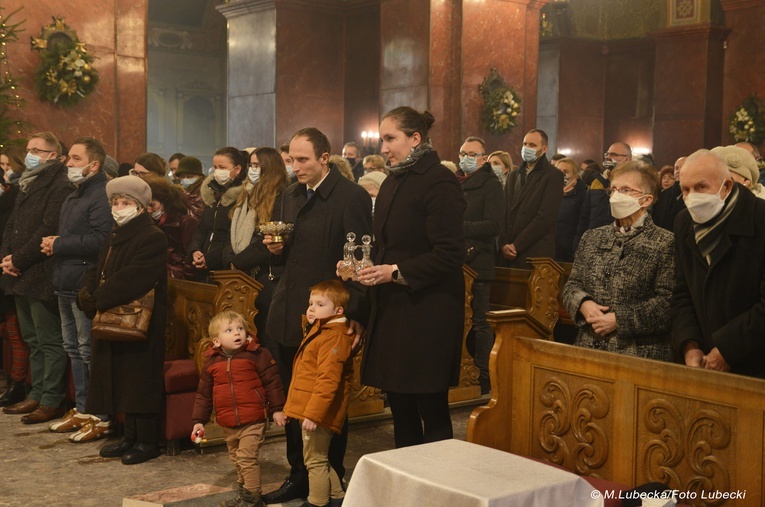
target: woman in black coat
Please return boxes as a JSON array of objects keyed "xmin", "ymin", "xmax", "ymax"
[
  {"xmin": 555, "ymin": 157, "xmax": 587, "ymax": 262},
  {"xmin": 78, "ymin": 176, "xmax": 168, "ymax": 465},
  {"xmin": 355, "ymin": 107, "xmax": 466, "ymax": 448}
]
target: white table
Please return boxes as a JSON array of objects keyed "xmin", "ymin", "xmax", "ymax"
[{"xmin": 344, "ymin": 439, "xmax": 603, "ymax": 507}]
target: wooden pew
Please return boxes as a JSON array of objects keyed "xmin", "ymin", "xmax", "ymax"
[{"xmin": 467, "ymin": 307, "xmax": 764, "ymax": 506}]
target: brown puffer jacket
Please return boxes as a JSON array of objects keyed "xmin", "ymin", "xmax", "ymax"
[
  {"xmin": 192, "ymin": 336, "xmax": 285, "ymax": 428},
  {"xmin": 284, "ymin": 316, "xmax": 353, "ymax": 434}
]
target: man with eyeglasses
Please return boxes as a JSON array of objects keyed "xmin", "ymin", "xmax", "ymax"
[
  {"xmin": 499, "ymin": 129, "xmax": 564, "ymax": 269},
  {"xmin": 1, "ymin": 131, "xmax": 75, "ymax": 424},
  {"xmin": 573, "ymin": 142, "xmax": 632, "ymax": 251},
  {"xmin": 457, "ymin": 136, "xmax": 503, "ymax": 394}
]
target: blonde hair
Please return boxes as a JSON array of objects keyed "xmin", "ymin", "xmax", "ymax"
[
  {"xmin": 557, "ymin": 157, "xmax": 580, "ymax": 178},
  {"xmin": 330, "ymin": 155, "xmax": 355, "ymax": 180},
  {"xmin": 208, "ymin": 310, "xmax": 251, "ymax": 339}
]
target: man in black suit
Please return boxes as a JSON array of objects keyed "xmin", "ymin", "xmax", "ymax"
[
  {"xmin": 499, "ymin": 129, "xmax": 564, "ymax": 268},
  {"xmin": 263, "ymin": 127, "xmax": 372, "ymax": 503}
]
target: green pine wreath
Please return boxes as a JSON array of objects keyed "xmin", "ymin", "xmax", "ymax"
[
  {"xmin": 729, "ymin": 94, "xmax": 765, "ymax": 145},
  {"xmin": 32, "ymin": 17, "xmax": 98, "ymax": 107},
  {"xmin": 480, "ymin": 68, "xmax": 521, "ymax": 136}
]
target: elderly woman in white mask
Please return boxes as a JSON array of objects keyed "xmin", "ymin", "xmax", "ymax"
[{"xmin": 562, "ymin": 161, "xmax": 675, "ymax": 361}]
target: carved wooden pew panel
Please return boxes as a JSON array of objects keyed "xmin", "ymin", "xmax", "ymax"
[{"xmin": 468, "ymin": 310, "xmax": 764, "ymax": 506}]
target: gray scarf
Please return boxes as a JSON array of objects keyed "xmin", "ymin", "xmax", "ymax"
[
  {"xmin": 387, "ymin": 141, "xmax": 434, "ymax": 174},
  {"xmin": 18, "ymin": 161, "xmax": 55, "ymax": 193}
]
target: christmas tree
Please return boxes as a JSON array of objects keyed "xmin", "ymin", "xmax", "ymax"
[{"xmin": 0, "ymin": 6, "xmax": 28, "ymax": 149}]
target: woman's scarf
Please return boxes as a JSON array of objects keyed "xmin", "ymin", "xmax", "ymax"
[
  {"xmin": 387, "ymin": 140, "xmax": 434, "ymax": 174},
  {"xmin": 230, "ymin": 184, "xmax": 258, "ymax": 254}
]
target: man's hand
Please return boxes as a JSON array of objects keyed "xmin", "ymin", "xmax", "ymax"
[
  {"xmin": 347, "ymin": 319, "xmax": 365, "ymax": 354},
  {"xmin": 272, "ymin": 411, "xmax": 288, "ymax": 427},
  {"xmin": 1, "ymin": 254, "xmax": 20, "ymax": 277},
  {"xmin": 41, "ymin": 236, "xmax": 58, "ymax": 256},
  {"xmin": 263, "ymin": 235, "xmax": 283, "ymax": 255},
  {"xmin": 683, "ymin": 342, "xmax": 705, "ymax": 368},
  {"xmin": 302, "ymin": 418, "xmax": 317, "ymax": 431},
  {"xmin": 192, "ymin": 251, "xmax": 206, "ymax": 268},
  {"xmin": 500, "ymin": 243, "xmax": 517, "ymax": 260},
  {"xmin": 704, "ymin": 347, "xmax": 730, "ymax": 372}
]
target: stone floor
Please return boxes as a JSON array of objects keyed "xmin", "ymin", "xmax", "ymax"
[{"xmin": 0, "ymin": 385, "xmax": 475, "ymax": 507}]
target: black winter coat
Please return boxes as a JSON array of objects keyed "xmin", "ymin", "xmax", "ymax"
[
  {"xmin": 361, "ymin": 150, "xmax": 466, "ymax": 393},
  {"xmin": 188, "ymin": 175, "xmax": 243, "ymax": 277},
  {"xmin": 52, "ymin": 171, "xmax": 113, "ymax": 295},
  {"xmin": 651, "ymin": 181, "xmax": 686, "ymax": 232},
  {"xmin": 555, "ymin": 179, "xmax": 587, "ymax": 263},
  {"xmin": 80, "ymin": 213, "xmax": 168, "ymax": 414},
  {"xmin": 266, "ymin": 165, "xmax": 372, "ymax": 348},
  {"xmin": 461, "ymin": 163, "xmax": 504, "ymax": 281},
  {"xmin": 671, "ymin": 185, "xmax": 765, "ymax": 378},
  {"xmin": 0, "ymin": 161, "xmax": 74, "ymax": 300},
  {"xmin": 0, "ymin": 183, "xmax": 18, "ymax": 238},
  {"xmin": 500, "ymin": 155, "xmax": 564, "ymax": 268},
  {"xmin": 573, "ymin": 173, "xmax": 612, "ymax": 252}
]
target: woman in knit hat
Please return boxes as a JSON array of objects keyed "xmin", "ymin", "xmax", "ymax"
[
  {"xmin": 77, "ymin": 175, "xmax": 168, "ymax": 465},
  {"xmin": 711, "ymin": 145, "xmax": 765, "ymax": 200}
]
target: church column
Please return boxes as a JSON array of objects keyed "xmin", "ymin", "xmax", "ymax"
[{"xmin": 650, "ymin": 1, "xmax": 730, "ymax": 163}]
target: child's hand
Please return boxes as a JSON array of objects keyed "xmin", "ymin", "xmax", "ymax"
[
  {"xmin": 302, "ymin": 418, "xmax": 317, "ymax": 431},
  {"xmin": 191, "ymin": 423, "xmax": 205, "ymax": 443},
  {"xmin": 272, "ymin": 411, "xmax": 288, "ymax": 427}
]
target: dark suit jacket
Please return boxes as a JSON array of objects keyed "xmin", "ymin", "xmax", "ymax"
[
  {"xmin": 671, "ymin": 185, "xmax": 765, "ymax": 378},
  {"xmin": 265, "ymin": 165, "xmax": 372, "ymax": 348},
  {"xmin": 499, "ymin": 155, "xmax": 564, "ymax": 268},
  {"xmin": 651, "ymin": 181, "xmax": 686, "ymax": 232}
]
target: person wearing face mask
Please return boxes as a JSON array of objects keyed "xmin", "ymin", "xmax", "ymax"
[
  {"xmin": 498, "ymin": 129, "xmax": 564, "ymax": 268},
  {"xmin": 144, "ymin": 175, "xmax": 199, "ymax": 280},
  {"xmin": 222, "ymin": 146, "xmax": 289, "ymax": 355},
  {"xmin": 651, "ymin": 156, "xmax": 687, "ymax": 232},
  {"xmin": 279, "ymin": 143, "xmax": 297, "ymax": 184},
  {"xmin": 456, "ymin": 136, "xmax": 504, "ymax": 395},
  {"xmin": 1, "ymin": 131, "xmax": 74, "ymax": 424},
  {"xmin": 342, "ymin": 142, "xmax": 364, "ymax": 181},
  {"xmin": 573, "ymin": 142, "xmax": 632, "ymax": 252},
  {"xmin": 40, "ymin": 137, "xmax": 115, "ymax": 441},
  {"xmin": 488, "ymin": 150, "xmax": 513, "ymax": 188},
  {"xmin": 672, "ymin": 149, "xmax": 765, "ymax": 378},
  {"xmin": 188, "ymin": 147, "xmax": 245, "ymax": 283},
  {"xmin": 173, "ymin": 156, "xmax": 205, "ymax": 219},
  {"xmin": 562, "ymin": 161, "xmax": 674, "ymax": 361},
  {"xmin": 76, "ymin": 175, "xmax": 168, "ymax": 464},
  {"xmin": 554, "ymin": 157, "xmax": 587, "ymax": 262}
]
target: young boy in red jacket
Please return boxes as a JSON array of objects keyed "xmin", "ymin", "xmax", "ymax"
[
  {"xmin": 284, "ymin": 280, "xmax": 354, "ymax": 507},
  {"xmin": 192, "ymin": 310, "xmax": 287, "ymax": 507}
]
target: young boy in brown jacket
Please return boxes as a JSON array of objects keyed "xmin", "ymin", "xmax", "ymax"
[
  {"xmin": 192, "ymin": 310, "xmax": 287, "ymax": 507},
  {"xmin": 284, "ymin": 280, "xmax": 353, "ymax": 507}
]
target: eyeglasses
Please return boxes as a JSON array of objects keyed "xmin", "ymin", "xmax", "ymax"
[
  {"xmin": 459, "ymin": 152, "xmax": 485, "ymax": 158},
  {"xmin": 604, "ymin": 152, "xmax": 630, "ymax": 159},
  {"xmin": 25, "ymin": 148, "xmax": 54, "ymax": 156},
  {"xmin": 248, "ymin": 163, "xmax": 260, "ymax": 170},
  {"xmin": 606, "ymin": 186, "xmax": 644, "ymax": 197},
  {"xmin": 129, "ymin": 168, "xmax": 149, "ymax": 177}
]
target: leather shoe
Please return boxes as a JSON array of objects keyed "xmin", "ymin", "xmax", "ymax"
[
  {"xmin": 121, "ymin": 443, "xmax": 161, "ymax": 465},
  {"xmin": 2, "ymin": 398, "xmax": 38, "ymax": 414},
  {"xmin": 0, "ymin": 381, "xmax": 26, "ymax": 407},
  {"xmin": 21, "ymin": 405, "xmax": 65, "ymax": 424},
  {"xmin": 100, "ymin": 438, "xmax": 135, "ymax": 458},
  {"xmin": 263, "ymin": 478, "xmax": 308, "ymax": 504}
]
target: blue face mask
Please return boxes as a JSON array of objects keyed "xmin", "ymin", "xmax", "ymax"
[
  {"xmin": 521, "ymin": 146, "xmax": 539, "ymax": 163},
  {"xmin": 459, "ymin": 156, "xmax": 479, "ymax": 174},
  {"xmin": 491, "ymin": 164, "xmax": 504, "ymax": 178},
  {"xmin": 25, "ymin": 152, "xmax": 43, "ymax": 170}
]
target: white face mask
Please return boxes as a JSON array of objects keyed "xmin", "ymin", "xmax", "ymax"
[
  {"xmin": 180, "ymin": 177, "xmax": 197, "ymax": 188},
  {"xmin": 112, "ymin": 206, "xmax": 140, "ymax": 226},
  {"xmin": 609, "ymin": 191, "xmax": 645, "ymax": 220},
  {"xmin": 248, "ymin": 166, "xmax": 260, "ymax": 185},
  {"xmin": 521, "ymin": 146, "xmax": 539, "ymax": 163},
  {"xmin": 214, "ymin": 169, "xmax": 231, "ymax": 185},
  {"xmin": 151, "ymin": 208, "xmax": 164, "ymax": 220},
  {"xmin": 684, "ymin": 181, "xmax": 727, "ymax": 224},
  {"xmin": 285, "ymin": 165, "xmax": 295, "ymax": 179},
  {"xmin": 491, "ymin": 164, "xmax": 504, "ymax": 178},
  {"xmin": 67, "ymin": 162, "xmax": 93, "ymax": 185}
]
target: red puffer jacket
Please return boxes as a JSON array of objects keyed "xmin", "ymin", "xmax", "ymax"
[{"xmin": 192, "ymin": 336, "xmax": 285, "ymax": 428}]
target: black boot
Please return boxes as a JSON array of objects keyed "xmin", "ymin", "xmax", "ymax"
[
  {"xmin": 0, "ymin": 380, "xmax": 26, "ymax": 407},
  {"xmin": 101, "ymin": 414, "xmax": 137, "ymax": 457},
  {"xmin": 262, "ymin": 478, "xmax": 308, "ymax": 504},
  {"xmin": 121, "ymin": 413, "xmax": 160, "ymax": 465}
]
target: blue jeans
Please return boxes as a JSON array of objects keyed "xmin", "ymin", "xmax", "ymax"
[
  {"xmin": 59, "ymin": 295, "xmax": 92, "ymax": 412},
  {"xmin": 471, "ymin": 282, "xmax": 494, "ymax": 392}
]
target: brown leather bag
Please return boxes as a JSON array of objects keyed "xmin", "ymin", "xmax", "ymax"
[{"xmin": 90, "ymin": 246, "xmax": 156, "ymax": 342}]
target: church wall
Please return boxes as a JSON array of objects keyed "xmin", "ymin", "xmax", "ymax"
[{"xmin": 4, "ymin": 0, "xmax": 148, "ymax": 162}]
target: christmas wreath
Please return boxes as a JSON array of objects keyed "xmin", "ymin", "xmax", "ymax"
[
  {"xmin": 729, "ymin": 94, "xmax": 765, "ymax": 145},
  {"xmin": 31, "ymin": 17, "xmax": 98, "ymax": 107},
  {"xmin": 480, "ymin": 68, "xmax": 521, "ymax": 136}
]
